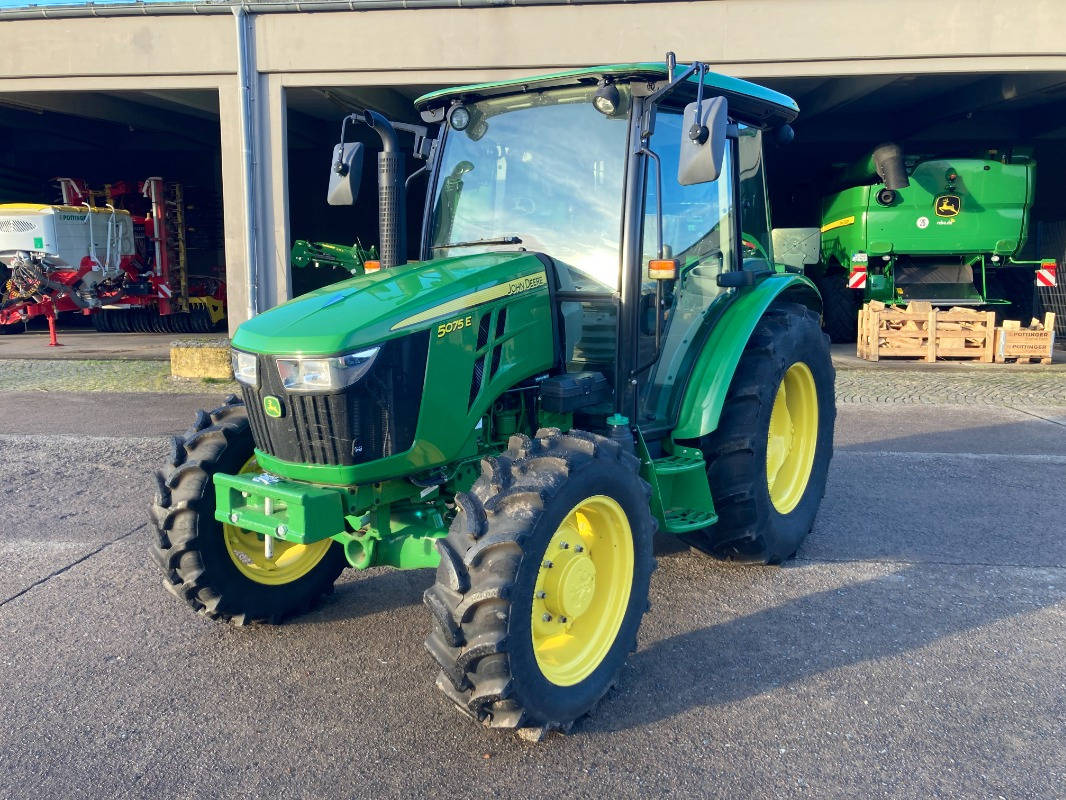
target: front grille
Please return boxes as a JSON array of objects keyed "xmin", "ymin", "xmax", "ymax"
[{"xmin": 243, "ymin": 332, "xmax": 429, "ymax": 467}]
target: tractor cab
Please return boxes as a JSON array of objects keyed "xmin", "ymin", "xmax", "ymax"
[{"xmin": 402, "ymin": 61, "xmax": 803, "ymax": 430}]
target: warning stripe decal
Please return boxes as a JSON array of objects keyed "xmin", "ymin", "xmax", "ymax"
[
  {"xmin": 821, "ymin": 215, "xmax": 855, "ymax": 234},
  {"xmin": 1036, "ymin": 267, "xmax": 1056, "ymax": 287}
]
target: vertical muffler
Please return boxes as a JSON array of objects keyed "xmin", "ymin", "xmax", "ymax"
[{"xmin": 363, "ymin": 110, "xmax": 407, "ymax": 269}]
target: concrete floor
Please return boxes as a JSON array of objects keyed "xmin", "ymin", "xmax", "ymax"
[
  {"xmin": 0, "ymin": 390, "xmax": 1063, "ymax": 799},
  {"xmin": 0, "ymin": 318, "xmax": 203, "ymax": 361}
]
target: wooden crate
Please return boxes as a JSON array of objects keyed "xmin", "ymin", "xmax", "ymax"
[
  {"xmin": 995, "ymin": 312, "xmax": 1057, "ymax": 364},
  {"xmin": 857, "ymin": 303, "xmax": 996, "ymax": 363}
]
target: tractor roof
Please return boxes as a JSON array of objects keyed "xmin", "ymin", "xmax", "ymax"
[{"xmin": 416, "ymin": 63, "xmax": 799, "ymax": 129}]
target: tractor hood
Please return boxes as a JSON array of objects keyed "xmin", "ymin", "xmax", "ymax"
[{"xmin": 232, "ymin": 250, "xmax": 550, "ymax": 356}]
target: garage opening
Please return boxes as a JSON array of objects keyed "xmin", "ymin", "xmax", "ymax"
[
  {"xmin": 760, "ymin": 71, "xmax": 1066, "ymax": 336},
  {"xmin": 285, "ymin": 84, "xmax": 444, "ymax": 296},
  {"xmin": 0, "ymin": 88, "xmax": 226, "ymax": 334}
]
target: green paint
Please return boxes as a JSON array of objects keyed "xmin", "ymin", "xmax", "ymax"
[
  {"xmin": 214, "ymin": 472, "xmax": 446, "ymax": 570},
  {"xmin": 818, "ymin": 155, "xmax": 1047, "ymax": 305},
  {"xmin": 334, "ymin": 504, "xmax": 448, "ymax": 570},
  {"xmin": 673, "ymin": 274, "xmax": 820, "ymax": 440},
  {"xmin": 637, "ymin": 431, "xmax": 717, "ymax": 534},
  {"xmin": 214, "ymin": 472, "xmax": 348, "ymax": 544},
  {"xmin": 232, "ymin": 251, "xmax": 551, "ymax": 356}
]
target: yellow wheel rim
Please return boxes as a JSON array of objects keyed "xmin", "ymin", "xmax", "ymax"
[
  {"xmin": 766, "ymin": 361, "xmax": 819, "ymax": 514},
  {"xmin": 222, "ymin": 455, "xmax": 333, "ymax": 586},
  {"xmin": 531, "ymin": 495, "xmax": 634, "ymax": 686}
]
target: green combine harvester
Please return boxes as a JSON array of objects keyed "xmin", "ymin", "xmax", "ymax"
[
  {"xmin": 150, "ymin": 56, "xmax": 835, "ymax": 734},
  {"xmin": 808, "ymin": 143, "xmax": 1056, "ymax": 342}
]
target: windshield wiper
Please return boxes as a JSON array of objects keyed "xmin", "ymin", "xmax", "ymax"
[{"xmin": 434, "ymin": 236, "xmax": 523, "ymax": 251}]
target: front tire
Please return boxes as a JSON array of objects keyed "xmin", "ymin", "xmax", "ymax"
[
  {"xmin": 424, "ymin": 429, "xmax": 656, "ymax": 731},
  {"xmin": 686, "ymin": 303, "xmax": 835, "ymax": 564},
  {"xmin": 814, "ymin": 271, "xmax": 860, "ymax": 343},
  {"xmin": 148, "ymin": 396, "xmax": 348, "ymax": 624}
]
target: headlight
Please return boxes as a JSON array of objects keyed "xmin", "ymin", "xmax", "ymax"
[
  {"xmin": 231, "ymin": 350, "xmax": 258, "ymax": 387},
  {"xmin": 276, "ymin": 347, "xmax": 380, "ymax": 393}
]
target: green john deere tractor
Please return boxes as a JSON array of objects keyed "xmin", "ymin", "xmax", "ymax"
[
  {"xmin": 807, "ymin": 143, "xmax": 1056, "ymax": 342},
  {"xmin": 150, "ymin": 57, "xmax": 835, "ymax": 734}
]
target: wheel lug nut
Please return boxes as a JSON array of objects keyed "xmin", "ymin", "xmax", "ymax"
[
  {"xmin": 574, "ymin": 545, "xmax": 584, "ymax": 553},
  {"xmin": 542, "ymin": 560, "xmax": 553, "ymax": 569},
  {"xmin": 536, "ymin": 591, "xmax": 547, "ymax": 599},
  {"xmin": 560, "ymin": 542, "xmax": 569, "ymax": 549},
  {"xmin": 559, "ymin": 616, "xmax": 567, "ymax": 623},
  {"xmin": 542, "ymin": 613, "xmax": 553, "ymax": 622}
]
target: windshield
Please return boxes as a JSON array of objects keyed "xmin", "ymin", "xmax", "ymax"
[{"xmin": 427, "ymin": 85, "xmax": 630, "ymax": 291}]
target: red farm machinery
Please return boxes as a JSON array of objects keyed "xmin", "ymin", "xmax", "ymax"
[{"xmin": 0, "ymin": 177, "xmax": 226, "ymax": 341}]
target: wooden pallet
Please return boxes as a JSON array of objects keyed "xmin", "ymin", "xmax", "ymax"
[
  {"xmin": 995, "ymin": 312, "xmax": 1056, "ymax": 364},
  {"xmin": 857, "ymin": 303, "xmax": 996, "ymax": 363}
]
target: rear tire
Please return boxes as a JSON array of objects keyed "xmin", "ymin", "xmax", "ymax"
[
  {"xmin": 685, "ymin": 303, "xmax": 835, "ymax": 564},
  {"xmin": 148, "ymin": 396, "xmax": 347, "ymax": 624},
  {"xmin": 814, "ymin": 271, "xmax": 860, "ymax": 343},
  {"xmin": 424, "ymin": 428, "xmax": 656, "ymax": 731}
]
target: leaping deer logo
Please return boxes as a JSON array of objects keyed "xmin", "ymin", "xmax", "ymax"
[{"xmin": 936, "ymin": 195, "xmax": 961, "ymax": 217}]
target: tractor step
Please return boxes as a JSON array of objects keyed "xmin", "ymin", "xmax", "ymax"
[
  {"xmin": 647, "ymin": 452, "xmax": 718, "ymax": 534},
  {"xmin": 651, "ymin": 454, "xmax": 705, "ymax": 474},
  {"xmin": 663, "ymin": 507, "xmax": 718, "ymax": 532}
]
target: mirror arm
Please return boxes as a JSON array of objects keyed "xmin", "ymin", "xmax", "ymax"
[
  {"xmin": 640, "ymin": 60, "xmax": 703, "ymax": 140},
  {"xmin": 689, "ymin": 63, "xmax": 709, "ymax": 145},
  {"xmin": 405, "ymin": 163, "xmax": 429, "ymax": 190},
  {"xmin": 334, "ymin": 114, "xmax": 360, "ymax": 175},
  {"xmin": 392, "ymin": 121, "xmax": 433, "ymax": 161}
]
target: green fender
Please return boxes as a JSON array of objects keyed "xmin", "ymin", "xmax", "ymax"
[{"xmin": 672, "ymin": 274, "xmax": 821, "ymax": 441}]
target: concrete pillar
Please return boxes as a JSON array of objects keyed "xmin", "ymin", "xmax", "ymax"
[
  {"xmin": 218, "ymin": 79, "xmax": 251, "ymax": 336},
  {"xmin": 256, "ymin": 72, "xmax": 292, "ymax": 315}
]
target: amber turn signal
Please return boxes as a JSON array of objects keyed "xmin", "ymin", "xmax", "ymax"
[{"xmin": 648, "ymin": 259, "xmax": 678, "ymax": 280}]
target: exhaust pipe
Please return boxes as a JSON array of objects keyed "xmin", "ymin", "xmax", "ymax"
[
  {"xmin": 870, "ymin": 142, "xmax": 909, "ymax": 190},
  {"xmin": 363, "ymin": 110, "xmax": 407, "ymax": 269},
  {"xmin": 837, "ymin": 142, "xmax": 910, "ymax": 191}
]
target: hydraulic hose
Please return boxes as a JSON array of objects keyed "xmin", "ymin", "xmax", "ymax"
[{"xmin": 13, "ymin": 256, "xmax": 90, "ymax": 308}]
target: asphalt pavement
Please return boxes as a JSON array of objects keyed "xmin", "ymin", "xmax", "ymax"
[{"xmin": 0, "ymin": 390, "xmax": 1064, "ymax": 799}]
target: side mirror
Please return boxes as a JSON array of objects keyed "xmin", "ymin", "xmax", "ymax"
[
  {"xmin": 678, "ymin": 96, "xmax": 728, "ymax": 186},
  {"xmin": 326, "ymin": 141, "xmax": 364, "ymax": 206}
]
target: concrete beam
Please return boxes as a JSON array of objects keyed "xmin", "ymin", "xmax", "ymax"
[
  {"xmin": 897, "ymin": 74, "xmax": 1066, "ymax": 139},
  {"xmin": 0, "ymin": 91, "xmax": 219, "ymax": 145}
]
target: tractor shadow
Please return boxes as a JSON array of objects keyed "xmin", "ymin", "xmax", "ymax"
[
  {"xmin": 594, "ymin": 561, "xmax": 1064, "ymax": 733},
  {"xmin": 290, "ymin": 566, "xmax": 435, "ymax": 625}
]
